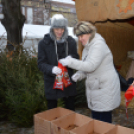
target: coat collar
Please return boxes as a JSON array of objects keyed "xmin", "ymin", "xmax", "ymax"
[
  {"xmin": 43, "ymin": 34, "xmax": 53, "ymax": 45},
  {"xmin": 84, "ymin": 33, "xmax": 105, "ymax": 49}
]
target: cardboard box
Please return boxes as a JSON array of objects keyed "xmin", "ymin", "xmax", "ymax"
[
  {"xmin": 105, "ymin": 125, "xmax": 134, "ymax": 134},
  {"xmin": 34, "ymin": 107, "xmax": 74, "ymax": 134},
  {"xmin": 51, "ymin": 112, "xmax": 93, "ymax": 134},
  {"xmin": 70, "ymin": 119, "xmax": 115, "ymax": 134}
]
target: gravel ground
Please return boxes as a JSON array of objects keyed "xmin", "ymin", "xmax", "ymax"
[
  {"xmin": 0, "ymin": 106, "xmax": 134, "ymax": 134},
  {"xmin": 0, "ymin": 122, "xmax": 34, "ymax": 134},
  {"xmin": 75, "ymin": 106, "xmax": 134, "ymax": 129}
]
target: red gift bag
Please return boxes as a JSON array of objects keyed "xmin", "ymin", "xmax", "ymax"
[
  {"xmin": 125, "ymin": 85, "xmax": 134, "ymax": 118},
  {"xmin": 63, "ymin": 66, "xmax": 72, "ymax": 88},
  {"xmin": 53, "ymin": 62, "xmax": 72, "ymax": 90},
  {"xmin": 53, "ymin": 62, "xmax": 64, "ymax": 90}
]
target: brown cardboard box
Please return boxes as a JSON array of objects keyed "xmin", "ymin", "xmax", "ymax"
[
  {"xmin": 105, "ymin": 125, "xmax": 134, "ymax": 134},
  {"xmin": 70, "ymin": 119, "xmax": 115, "ymax": 134},
  {"xmin": 34, "ymin": 107, "xmax": 74, "ymax": 134},
  {"xmin": 51, "ymin": 112, "xmax": 93, "ymax": 134}
]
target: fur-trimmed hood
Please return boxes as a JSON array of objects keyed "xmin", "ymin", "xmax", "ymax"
[
  {"xmin": 85, "ymin": 33, "xmax": 105, "ymax": 48},
  {"xmin": 49, "ymin": 27, "xmax": 68, "ymax": 42},
  {"xmin": 49, "ymin": 14, "xmax": 68, "ymax": 42}
]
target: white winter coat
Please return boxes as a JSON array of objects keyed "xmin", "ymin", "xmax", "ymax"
[{"xmin": 68, "ymin": 33, "xmax": 121, "ymax": 112}]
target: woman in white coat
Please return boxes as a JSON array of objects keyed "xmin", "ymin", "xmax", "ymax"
[{"xmin": 59, "ymin": 21, "xmax": 121, "ymax": 123}]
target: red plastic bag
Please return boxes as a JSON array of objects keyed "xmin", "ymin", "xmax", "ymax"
[
  {"xmin": 53, "ymin": 62, "xmax": 64, "ymax": 90},
  {"xmin": 124, "ymin": 85, "xmax": 134, "ymax": 118},
  {"xmin": 53, "ymin": 62, "xmax": 72, "ymax": 90},
  {"xmin": 63, "ymin": 66, "xmax": 72, "ymax": 88}
]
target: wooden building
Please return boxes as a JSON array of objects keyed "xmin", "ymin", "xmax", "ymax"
[
  {"xmin": 0, "ymin": 0, "xmax": 77, "ymax": 26},
  {"xmin": 21, "ymin": 0, "xmax": 51, "ymax": 25},
  {"xmin": 21, "ymin": 0, "xmax": 77, "ymax": 26}
]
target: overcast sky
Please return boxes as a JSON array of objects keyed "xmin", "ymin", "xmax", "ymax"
[{"xmin": 51, "ymin": 0, "xmax": 75, "ymax": 4}]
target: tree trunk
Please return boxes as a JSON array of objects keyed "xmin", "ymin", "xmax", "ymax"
[{"xmin": 1, "ymin": 0, "xmax": 25, "ymax": 53}]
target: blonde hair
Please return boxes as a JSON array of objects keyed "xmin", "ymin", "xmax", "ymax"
[{"xmin": 74, "ymin": 21, "xmax": 96, "ymax": 37}]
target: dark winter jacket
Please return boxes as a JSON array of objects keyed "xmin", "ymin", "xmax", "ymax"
[{"xmin": 38, "ymin": 34, "xmax": 79, "ymax": 99}]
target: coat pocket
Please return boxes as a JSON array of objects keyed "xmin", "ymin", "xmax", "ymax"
[{"xmin": 86, "ymin": 77, "xmax": 99, "ymax": 90}]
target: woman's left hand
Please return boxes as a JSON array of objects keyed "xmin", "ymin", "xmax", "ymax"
[{"xmin": 71, "ymin": 73, "xmax": 80, "ymax": 82}]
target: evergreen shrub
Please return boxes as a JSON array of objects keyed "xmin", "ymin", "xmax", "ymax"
[
  {"xmin": 0, "ymin": 51, "xmax": 47, "ymax": 127},
  {"xmin": 75, "ymin": 79, "xmax": 87, "ymax": 107}
]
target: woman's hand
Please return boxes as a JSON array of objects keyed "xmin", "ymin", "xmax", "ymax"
[
  {"xmin": 71, "ymin": 73, "xmax": 80, "ymax": 82},
  {"xmin": 59, "ymin": 56, "xmax": 72, "ymax": 66}
]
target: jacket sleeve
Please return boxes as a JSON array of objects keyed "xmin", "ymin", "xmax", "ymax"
[
  {"xmin": 67, "ymin": 41, "xmax": 111, "ymax": 72},
  {"xmin": 37, "ymin": 40, "xmax": 55, "ymax": 76}
]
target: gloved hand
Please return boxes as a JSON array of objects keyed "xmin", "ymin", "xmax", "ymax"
[
  {"xmin": 59, "ymin": 56, "xmax": 71, "ymax": 66},
  {"xmin": 71, "ymin": 73, "xmax": 80, "ymax": 82},
  {"xmin": 66, "ymin": 55, "xmax": 72, "ymax": 59},
  {"xmin": 52, "ymin": 66, "xmax": 62, "ymax": 75}
]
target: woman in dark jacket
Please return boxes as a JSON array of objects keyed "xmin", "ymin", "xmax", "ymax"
[{"xmin": 38, "ymin": 14, "xmax": 79, "ymax": 110}]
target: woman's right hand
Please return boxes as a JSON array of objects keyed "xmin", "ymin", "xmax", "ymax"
[{"xmin": 71, "ymin": 73, "xmax": 80, "ymax": 82}]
